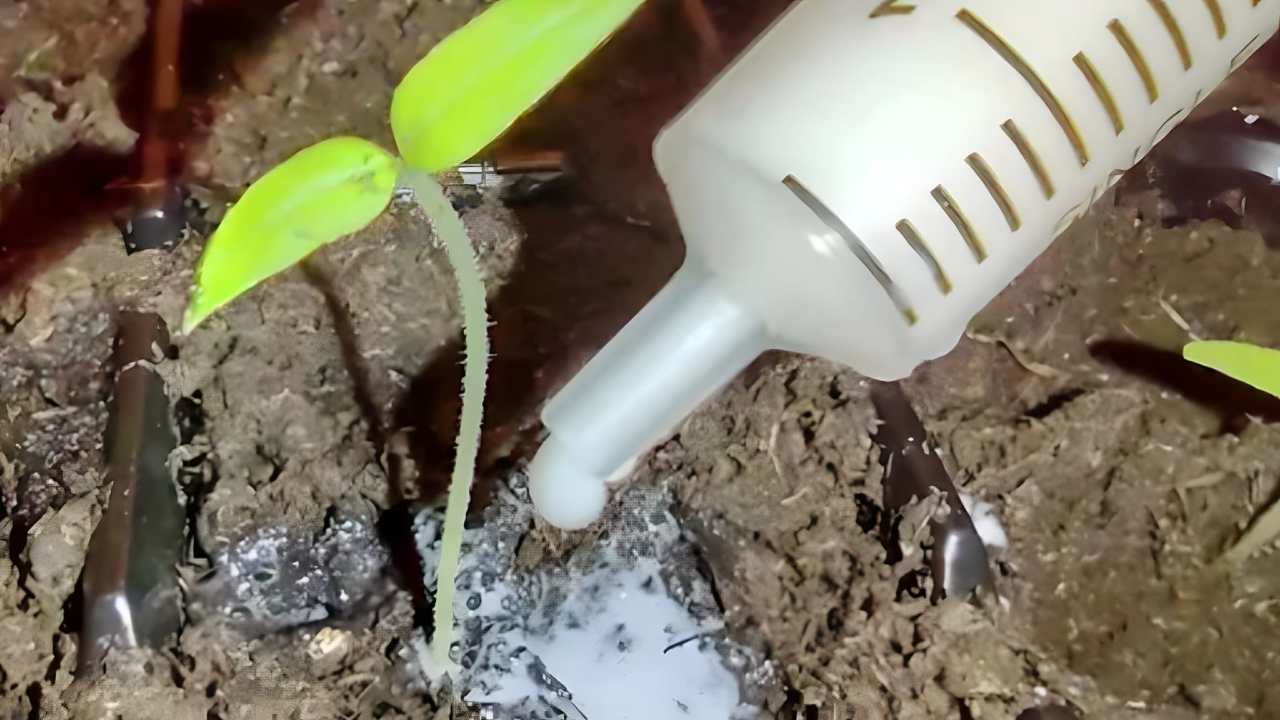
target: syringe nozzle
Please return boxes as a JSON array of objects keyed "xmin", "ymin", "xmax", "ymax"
[{"xmin": 528, "ymin": 436, "xmax": 610, "ymax": 530}]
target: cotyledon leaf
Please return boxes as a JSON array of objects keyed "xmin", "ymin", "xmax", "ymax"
[
  {"xmin": 1184, "ymin": 340, "xmax": 1280, "ymax": 399},
  {"xmin": 183, "ymin": 136, "xmax": 398, "ymax": 333},
  {"xmin": 390, "ymin": 0, "xmax": 645, "ymax": 173}
]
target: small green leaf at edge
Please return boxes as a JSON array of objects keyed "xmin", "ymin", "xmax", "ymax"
[
  {"xmin": 1184, "ymin": 340, "xmax": 1280, "ymax": 399},
  {"xmin": 183, "ymin": 136, "xmax": 398, "ymax": 334},
  {"xmin": 390, "ymin": 0, "xmax": 645, "ymax": 173}
]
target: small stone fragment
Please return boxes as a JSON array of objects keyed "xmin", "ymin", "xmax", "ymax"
[
  {"xmin": 306, "ymin": 627, "xmax": 354, "ymax": 677},
  {"xmin": 26, "ymin": 494, "xmax": 99, "ymax": 614}
]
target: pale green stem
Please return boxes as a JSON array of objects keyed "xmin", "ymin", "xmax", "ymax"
[{"xmin": 402, "ymin": 168, "xmax": 490, "ymax": 665}]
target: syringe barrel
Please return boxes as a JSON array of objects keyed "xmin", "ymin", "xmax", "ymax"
[
  {"xmin": 656, "ymin": 0, "xmax": 1280, "ymax": 378},
  {"xmin": 529, "ymin": 0, "xmax": 1280, "ymax": 529}
]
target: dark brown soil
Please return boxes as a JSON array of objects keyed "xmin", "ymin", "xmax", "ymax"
[{"xmin": 663, "ymin": 203, "xmax": 1280, "ymax": 718}]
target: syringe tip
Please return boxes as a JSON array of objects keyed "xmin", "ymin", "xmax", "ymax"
[{"xmin": 527, "ymin": 435, "xmax": 609, "ymax": 530}]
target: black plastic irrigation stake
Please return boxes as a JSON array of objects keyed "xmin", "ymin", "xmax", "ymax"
[
  {"xmin": 77, "ymin": 0, "xmax": 198, "ymax": 673},
  {"xmin": 869, "ymin": 380, "xmax": 996, "ymax": 603},
  {"xmin": 123, "ymin": 0, "xmax": 186, "ymax": 254},
  {"xmin": 77, "ymin": 312, "xmax": 183, "ymax": 674}
]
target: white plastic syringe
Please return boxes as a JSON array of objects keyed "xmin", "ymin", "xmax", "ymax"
[{"xmin": 529, "ymin": 0, "xmax": 1280, "ymax": 529}]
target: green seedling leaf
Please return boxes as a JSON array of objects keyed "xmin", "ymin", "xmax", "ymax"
[
  {"xmin": 183, "ymin": 137, "xmax": 397, "ymax": 333},
  {"xmin": 390, "ymin": 0, "xmax": 645, "ymax": 172},
  {"xmin": 1184, "ymin": 340, "xmax": 1280, "ymax": 399}
]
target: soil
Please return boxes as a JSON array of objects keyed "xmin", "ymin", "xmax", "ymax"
[
  {"xmin": 664, "ymin": 211, "xmax": 1280, "ymax": 718},
  {"xmin": 2, "ymin": 1, "xmax": 1280, "ymax": 719}
]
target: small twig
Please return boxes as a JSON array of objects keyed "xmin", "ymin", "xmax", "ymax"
[
  {"xmin": 662, "ymin": 629, "xmax": 721, "ymax": 654},
  {"xmin": 1179, "ymin": 471, "xmax": 1227, "ymax": 491},
  {"xmin": 1222, "ymin": 496, "xmax": 1280, "ymax": 568},
  {"xmin": 1157, "ymin": 295, "xmax": 1203, "ymax": 341},
  {"xmin": 766, "ymin": 421, "xmax": 786, "ymax": 482},
  {"xmin": 779, "ymin": 486, "xmax": 810, "ymax": 507},
  {"xmin": 967, "ymin": 331, "xmax": 1067, "ymax": 379},
  {"xmin": 336, "ymin": 672, "xmax": 380, "ymax": 687}
]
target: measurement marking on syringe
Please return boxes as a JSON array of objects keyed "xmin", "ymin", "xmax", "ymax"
[
  {"xmin": 1202, "ymin": 0, "xmax": 1226, "ymax": 38},
  {"xmin": 1000, "ymin": 120, "xmax": 1056, "ymax": 200},
  {"xmin": 895, "ymin": 220, "xmax": 953, "ymax": 294},
  {"xmin": 1147, "ymin": 0, "xmax": 1193, "ymax": 69},
  {"xmin": 1109, "ymin": 19, "xmax": 1160, "ymax": 103},
  {"xmin": 869, "ymin": 0, "xmax": 915, "ymax": 18},
  {"xmin": 1054, "ymin": 202, "xmax": 1085, "ymax": 234},
  {"xmin": 781, "ymin": 175, "xmax": 918, "ymax": 325},
  {"xmin": 1151, "ymin": 108, "xmax": 1188, "ymax": 149},
  {"xmin": 966, "ymin": 152, "xmax": 1021, "ymax": 231},
  {"xmin": 1073, "ymin": 52, "xmax": 1125, "ymax": 135},
  {"xmin": 1232, "ymin": 33, "xmax": 1263, "ymax": 69},
  {"xmin": 931, "ymin": 186, "xmax": 987, "ymax": 262},
  {"xmin": 958, "ymin": 9, "xmax": 1090, "ymax": 167}
]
